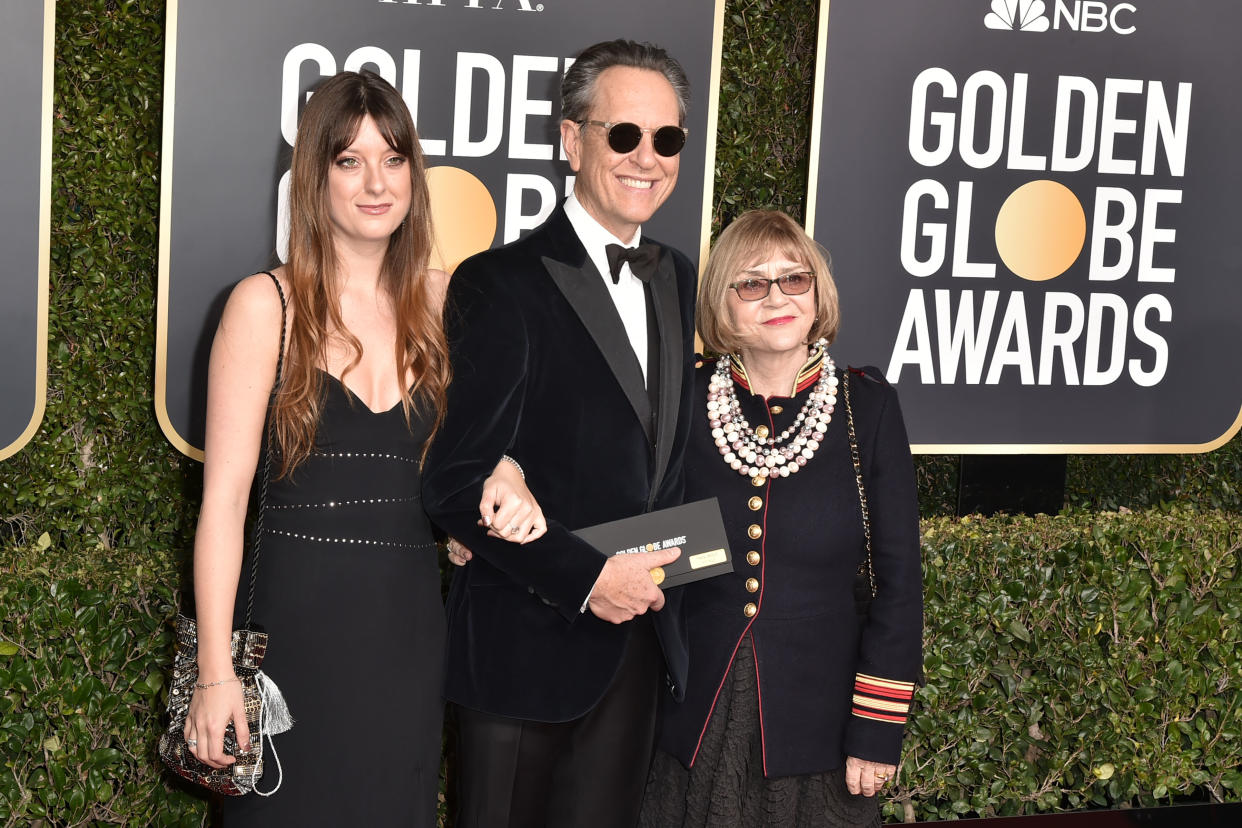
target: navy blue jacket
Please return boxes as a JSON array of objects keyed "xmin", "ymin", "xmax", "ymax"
[{"xmin": 657, "ymin": 362, "xmax": 923, "ymax": 776}]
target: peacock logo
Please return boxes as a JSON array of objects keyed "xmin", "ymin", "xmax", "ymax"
[{"xmin": 984, "ymin": 0, "xmax": 1051, "ymax": 31}]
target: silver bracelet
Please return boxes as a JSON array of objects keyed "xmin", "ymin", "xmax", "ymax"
[
  {"xmin": 500, "ymin": 454, "xmax": 525, "ymax": 480},
  {"xmin": 195, "ymin": 677, "xmax": 240, "ymax": 689}
]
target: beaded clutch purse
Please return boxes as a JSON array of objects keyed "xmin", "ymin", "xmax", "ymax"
[{"xmin": 158, "ymin": 622, "xmax": 278, "ymax": 795}]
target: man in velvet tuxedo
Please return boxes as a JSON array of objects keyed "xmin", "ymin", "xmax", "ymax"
[{"xmin": 422, "ymin": 39, "xmax": 698, "ymax": 828}]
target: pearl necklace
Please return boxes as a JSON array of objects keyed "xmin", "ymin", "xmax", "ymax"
[{"xmin": 707, "ymin": 339, "xmax": 838, "ymax": 480}]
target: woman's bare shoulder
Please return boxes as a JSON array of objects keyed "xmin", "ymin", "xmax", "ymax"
[{"xmin": 222, "ymin": 270, "xmax": 288, "ymax": 326}]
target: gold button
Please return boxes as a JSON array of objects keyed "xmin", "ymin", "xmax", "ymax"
[
  {"xmin": 748, "ymin": 496, "xmax": 763, "ymax": 511},
  {"xmin": 770, "ymin": 405, "xmax": 784, "ymax": 415},
  {"xmin": 751, "ymin": 476, "xmax": 765, "ymax": 487},
  {"xmin": 747, "ymin": 524, "xmax": 762, "ymax": 540},
  {"xmin": 745, "ymin": 577, "xmax": 759, "ymax": 593},
  {"xmin": 756, "ymin": 425, "xmax": 770, "ymax": 439},
  {"xmin": 747, "ymin": 551, "xmax": 761, "ymax": 566},
  {"xmin": 743, "ymin": 602, "xmax": 758, "ymax": 618}
]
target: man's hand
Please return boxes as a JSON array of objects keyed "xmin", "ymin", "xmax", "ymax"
[{"xmin": 588, "ymin": 547, "xmax": 681, "ymax": 624}]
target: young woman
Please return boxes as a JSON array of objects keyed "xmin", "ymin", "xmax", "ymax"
[{"xmin": 184, "ymin": 70, "xmax": 540, "ymax": 826}]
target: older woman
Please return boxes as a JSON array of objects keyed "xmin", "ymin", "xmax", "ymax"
[{"xmin": 640, "ymin": 210, "xmax": 923, "ymax": 827}]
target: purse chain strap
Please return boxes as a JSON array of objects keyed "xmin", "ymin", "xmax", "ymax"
[
  {"xmin": 242, "ymin": 272, "xmax": 288, "ymax": 630},
  {"xmin": 843, "ymin": 369, "xmax": 876, "ymax": 599}
]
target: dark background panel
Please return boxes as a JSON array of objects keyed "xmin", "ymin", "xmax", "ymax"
[
  {"xmin": 159, "ymin": 0, "xmax": 722, "ymax": 454},
  {"xmin": 812, "ymin": 0, "xmax": 1242, "ymax": 448},
  {"xmin": 0, "ymin": 1, "xmax": 49, "ymax": 455}
]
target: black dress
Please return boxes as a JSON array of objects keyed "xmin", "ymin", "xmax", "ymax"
[{"xmin": 223, "ymin": 373, "xmax": 445, "ymax": 826}]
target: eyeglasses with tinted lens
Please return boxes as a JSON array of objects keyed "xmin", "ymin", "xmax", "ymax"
[
  {"xmin": 578, "ymin": 120, "xmax": 689, "ymax": 157},
  {"xmin": 729, "ymin": 271, "xmax": 815, "ymax": 302}
]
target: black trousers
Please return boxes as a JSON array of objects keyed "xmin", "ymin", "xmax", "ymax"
[{"xmin": 453, "ymin": 615, "xmax": 663, "ymax": 828}]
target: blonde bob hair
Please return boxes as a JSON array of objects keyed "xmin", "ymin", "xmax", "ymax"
[{"xmin": 696, "ymin": 210, "xmax": 840, "ymax": 356}]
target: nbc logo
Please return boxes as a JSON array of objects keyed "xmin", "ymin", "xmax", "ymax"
[
  {"xmin": 985, "ymin": 0, "xmax": 1137, "ymax": 35},
  {"xmin": 985, "ymin": 0, "xmax": 1050, "ymax": 31}
]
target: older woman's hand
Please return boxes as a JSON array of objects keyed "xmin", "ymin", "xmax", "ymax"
[
  {"xmin": 479, "ymin": 457, "xmax": 547, "ymax": 543},
  {"xmin": 845, "ymin": 755, "xmax": 897, "ymax": 797}
]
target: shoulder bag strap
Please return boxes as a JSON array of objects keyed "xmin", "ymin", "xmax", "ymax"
[
  {"xmin": 843, "ymin": 369, "xmax": 876, "ymax": 599},
  {"xmin": 242, "ymin": 271, "xmax": 288, "ymax": 630}
]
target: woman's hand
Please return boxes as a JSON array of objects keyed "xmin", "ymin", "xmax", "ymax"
[
  {"xmin": 185, "ymin": 675, "xmax": 250, "ymax": 769},
  {"xmin": 479, "ymin": 458, "xmax": 546, "ymax": 544},
  {"xmin": 845, "ymin": 755, "xmax": 897, "ymax": 797},
  {"xmin": 446, "ymin": 537, "xmax": 473, "ymax": 566}
]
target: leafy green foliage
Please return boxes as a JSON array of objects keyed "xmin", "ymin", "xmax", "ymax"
[
  {"xmin": 2, "ymin": 0, "xmax": 1239, "ymax": 824},
  {"xmin": 896, "ymin": 509, "xmax": 1242, "ymax": 821},
  {"xmin": 714, "ymin": 0, "xmax": 819, "ymax": 228},
  {"xmin": 0, "ymin": 544, "xmax": 205, "ymax": 827}
]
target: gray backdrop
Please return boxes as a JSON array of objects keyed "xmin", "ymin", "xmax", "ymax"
[
  {"xmin": 0, "ymin": 0, "xmax": 51, "ymax": 461},
  {"xmin": 158, "ymin": 0, "xmax": 723, "ymax": 457},
  {"xmin": 809, "ymin": 0, "xmax": 1242, "ymax": 451}
]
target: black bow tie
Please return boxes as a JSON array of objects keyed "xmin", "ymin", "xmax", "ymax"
[{"xmin": 605, "ymin": 242, "xmax": 661, "ymax": 284}]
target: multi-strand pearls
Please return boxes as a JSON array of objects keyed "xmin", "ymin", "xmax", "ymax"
[{"xmin": 707, "ymin": 339, "xmax": 838, "ymax": 480}]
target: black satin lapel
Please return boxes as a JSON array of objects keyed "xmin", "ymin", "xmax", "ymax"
[
  {"xmin": 543, "ymin": 257, "xmax": 654, "ymax": 442},
  {"xmin": 646, "ymin": 250, "xmax": 683, "ymax": 507}
]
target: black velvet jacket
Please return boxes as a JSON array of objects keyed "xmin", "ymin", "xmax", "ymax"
[
  {"xmin": 657, "ymin": 361, "xmax": 923, "ymax": 776},
  {"xmin": 422, "ymin": 205, "xmax": 697, "ymax": 723}
]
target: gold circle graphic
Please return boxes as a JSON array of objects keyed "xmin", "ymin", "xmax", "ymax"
[
  {"xmin": 994, "ymin": 180, "xmax": 1086, "ymax": 281},
  {"xmin": 425, "ymin": 166, "xmax": 498, "ymax": 274},
  {"xmin": 650, "ymin": 567, "xmax": 666, "ymax": 586}
]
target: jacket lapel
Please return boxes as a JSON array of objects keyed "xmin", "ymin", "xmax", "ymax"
[
  {"xmin": 645, "ymin": 247, "xmax": 683, "ymax": 508},
  {"xmin": 542, "ymin": 255, "xmax": 655, "ymax": 445}
]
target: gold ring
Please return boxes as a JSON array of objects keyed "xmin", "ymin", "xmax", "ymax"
[{"xmin": 650, "ymin": 567, "xmax": 665, "ymax": 586}]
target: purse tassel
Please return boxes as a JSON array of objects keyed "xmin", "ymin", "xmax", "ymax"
[
  {"xmin": 251, "ymin": 671, "xmax": 293, "ymax": 796},
  {"xmin": 257, "ymin": 670, "xmax": 294, "ymax": 735}
]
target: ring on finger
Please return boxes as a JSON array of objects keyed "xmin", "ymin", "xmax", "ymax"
[
  {"xmin": 506, "ymin": 524, "xmax": 519, "ymax": 534},
  {"xmin": 186, "ymin": 738, "xmax": 198, "ymax": 748}
]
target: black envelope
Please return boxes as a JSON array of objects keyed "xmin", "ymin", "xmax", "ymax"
[{"xmin": 573, "ymin": 498, "xmax": 732, "ymax": 589}]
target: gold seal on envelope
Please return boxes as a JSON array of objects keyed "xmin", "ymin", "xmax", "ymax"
[{"xmin": 650, "ymin": 566, "xmax": 666, "ymax": 586}]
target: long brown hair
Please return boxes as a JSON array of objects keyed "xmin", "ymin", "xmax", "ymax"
[{"xmin": 273, "ymin": 69, "xmax": 449, "ymax": 474}]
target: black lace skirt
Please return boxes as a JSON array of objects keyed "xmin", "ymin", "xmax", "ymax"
[{"xmin": 640, "ymin": 635, "xmax": 882, "ymax": 828}]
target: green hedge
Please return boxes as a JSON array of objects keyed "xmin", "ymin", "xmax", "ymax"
[
  {"xmin": 894, "ymin": 508, "xmax": 1242, "ymax": 821},
  {"xmin": 0, "ymin": 545, "xmax": 201, "ymax": 826},
  {"xmin": 2, "ymin": 0, "xmax": 1241, "ymax": 825},
  {"xmin": 6, "ymin": 508, "xmax": 1240, "ymax": 824}
]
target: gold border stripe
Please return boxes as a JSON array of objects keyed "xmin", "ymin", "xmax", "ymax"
[
  {"xmin": 153, "ymin": 0, "xmax": 204, "ymax": 461},
  {"xmin": 802, "ymin": 0, "xmax": 831, "ymax": 234},
  {"xmin": 909, "ymin": 402, "xmax": 1242, "ymax": 455},
  {"xmin": 0, "ymin": 0, "xmax": 56, "ymax": 462}
]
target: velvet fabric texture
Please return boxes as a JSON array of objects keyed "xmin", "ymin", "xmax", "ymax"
[
  {"xmin": 422, "ymin": 204, "xmax": 698, "ymax": 723},
  {"xmin": 656, "ymin": 365, "xmax": 923, "ymax": 776}
]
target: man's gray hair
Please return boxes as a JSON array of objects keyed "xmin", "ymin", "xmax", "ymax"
[{"xmin": 561, "ymin": 39, "xmax": 691, "ymax": 126}]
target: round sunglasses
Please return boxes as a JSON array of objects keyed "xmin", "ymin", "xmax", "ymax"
[
  {"xmin": 729, "ymin": 271, "xmax": 815, "ymax": 302},
  {"xmin": 578, "ymin": 120, "xmax": 689, "ymax": 157}
]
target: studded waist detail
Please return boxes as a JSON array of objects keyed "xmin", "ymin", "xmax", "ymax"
[
  {"xmin": 263, "ymin": 527, "xmax": 435, "ymax": 551},
  {"xmin": 266, "ymin": 494, "xmax": 421, "ymax": 511},
  {"xmin": 309, "ymin": 450, "xmax": 418, "ymax": 463}
]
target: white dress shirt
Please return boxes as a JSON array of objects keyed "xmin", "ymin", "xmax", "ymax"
[{"xmin": 564, "ymin": 193, "xmax": 650, "ymax": 387}]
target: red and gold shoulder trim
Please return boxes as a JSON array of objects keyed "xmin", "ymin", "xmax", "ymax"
[{"xmin": 851, "ymin": 673, "xmax": 915, "ymax": 725}]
